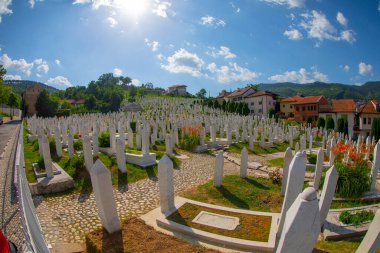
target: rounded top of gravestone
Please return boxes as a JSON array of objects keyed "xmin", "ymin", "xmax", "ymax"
[
  {"xmin": 122, "ymin": 102, "xmax": 144, "ymax": 112},
  {"xmin": 300, "ymin": 187, "xmax": 317, "ymax": 201}
]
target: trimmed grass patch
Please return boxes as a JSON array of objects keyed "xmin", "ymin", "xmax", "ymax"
[
  {"xmin": 182, "ymin": 175, "xmax": 283, "ymax": 212},
  {"xmin": 167, "ymin": 203, "xmax": 272, "ymax": 242},
  {"xmin": 331, "ymin": 199, "xmax": 380, "ymax": 209},
  {"xmin": 264, "ymin": 157, "xmax": 284, "ymax": 168},
  {"xmin": 228, "ymin": 142, "xmax": 289, "ymax": 155}
]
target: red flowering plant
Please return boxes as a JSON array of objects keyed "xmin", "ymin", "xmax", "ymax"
[
  {"xmin": 179, "ymin": 124, "xmax": 202, "ymax": 151},
  {"xmin": 331, "ymin": 141, "xmax": 371, "ymax": 198}
]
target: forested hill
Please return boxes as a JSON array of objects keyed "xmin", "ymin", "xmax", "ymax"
[
  {"xmin": 258, "ymin": 81, "xmax": 380, "ymax": 100},
  {"xmin": 4, "ymin": 80, "xmax": 59, "ymax": 95}
]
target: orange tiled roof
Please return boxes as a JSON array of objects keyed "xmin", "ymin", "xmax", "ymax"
[
  {"xmin": 66, "ymin": 98, "xmax": 85, "ymax": 104},
  {"xmin": 226, "ymin": 87, "xmax": 252, "ymax": 98},
  {"xmin": 360, "ymin": 99, "xmax": 380, "ymax": 114},
  {"xmin": 331, "ymin": 99, "xmax": 355, "ymax": 113},
  {"xmin": 292, "ymin": 96, "xmax": 324, "ymax": 105},
  {"xmin": 281, "ymin": 95, "xmax": 303, "ymax": 103},
  {"xmin": 168, "ymin": 84, "xmax": 187, "ymax": 88},
  {"xmin": 217, "ymin": 91, "xmax": 232, "ymax": 98},
  {"xmin": 247, "ymin": 90, "xmax": 278, "ymax": 98}
]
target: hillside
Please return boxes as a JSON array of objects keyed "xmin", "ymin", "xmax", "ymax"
[
  {"xmin": 258, "ymin": 81, "xmax": 380, "ymax": 100},
  {"xmin": 4, "ymin": 80, "xmax": 59, "ymax": 95}
]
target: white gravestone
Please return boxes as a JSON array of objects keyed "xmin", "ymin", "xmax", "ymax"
[
  {"xmin": 313, "ymin": 147, "xmax": 324, "ymax": 190},
  {"xmin": 281, "ymin": 147, "xmax": 293, "ymax": 196},
  {"xmin": 90, "ymin": 160, "xmax": 121, "ymax": 234},
  {"xmin": 213, "ymin": 151, "xmax": 224, "ymax": 187},
  {"xmin": 42, "ymin": 135, "xmax": 54, "ymax": 178},
  {"xmin": 240, "ymin": 147, "xmax": 248, "ymax": 178},
  {"xmin": 158, "ymin": 155, "xmax": 175, "ymax": 215},
  {"xmin": 319, "ymin": 165, "xmax": 339, "ymax": 228},
  {"xmin": 356, "ymin": 209, "xmax": 380, "ymax": 253}
]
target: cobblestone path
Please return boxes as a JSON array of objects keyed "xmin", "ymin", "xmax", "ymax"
[
  {"xmin": 35, "ymin": 152, "xmax": 261, "ymax": 247},
  {"xmin": 0, "ymin": 121, "xmax": 24, "ymax": 249}
]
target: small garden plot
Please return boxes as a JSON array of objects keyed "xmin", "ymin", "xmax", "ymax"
[
  {"xmin": 182, "ymin": 175, "xmax": 283, "ymax": 212},
  {"xmin": 228, "ymin": 142, "xmax": 289, "ymax": 155},
  {"xmin": 339, "ymin": 210, "xmax": 375, "ymax": 226},
  {"xmin": 167, "ymin": 203, "xmax": 272, "ymax": 242}
]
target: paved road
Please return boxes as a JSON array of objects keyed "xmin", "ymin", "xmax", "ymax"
[{"xmin": 0, "ymin": 120, "xmax": 24, "ymax": 249}]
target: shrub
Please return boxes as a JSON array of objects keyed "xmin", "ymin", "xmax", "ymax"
[
  {"xmin": 308, "ymin": 154, "xmax": 317, "ymax": 164},
  {"xmin": 179, "ymin": 125, "xmax": 201, "ymax": 151},
  {"xmin": 335, "ymin": 161, "xmax": 370, "ymax": 198},
  {"xmin": 37, "ymin": 155, "xmax": 45, "ymax": 170},
  {"xmin": 74, "ymin": 140, "xmax": 83, "ymax": 151},
  {"xmin": 49, "ymin": 138, "xmax": 56, "ymax": 156},
  {"xmin": 317, "ymin": 117, "xmax": 325, "ymax": 128},
  {"xmin": 371, "ymin": 118, "xmax": 380, "ymax": 141},
  {"xmin": 339, "ymin": 210, "xmax": 375, "ymax": 225},
  {"xmin": 337, "ymin": 118, "xmax": 345, "ymax": 133},
  {"xmin": 70, "ymin": 155, "xmax": 85, "ymax": 170},
  {"xmin": 98, "ymin": 131, "xmax": 110, "ymax": 147},
  {"xmin": 326, "ymin": 117, "xmax": 335, "ymax": 131},
  {"xmin": 269, "ymin": 168, "xmax": 282, "ymax": 185}
]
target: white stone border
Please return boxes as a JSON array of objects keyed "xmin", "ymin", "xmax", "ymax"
[{"xmin": 141, "ymin": 196, "xmax": 279, "ymax": 253}]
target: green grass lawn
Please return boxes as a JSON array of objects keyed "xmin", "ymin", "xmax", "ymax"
[
  {"xmin": 228, "ymin": 142, "xmax": 289, "ymax": 155},
  {"xmin": 182, "ymin": 175, "xmax": 283, "ymax": 212},
  {"xmin": 314, "ymin": 238, "xmax": 380, "ymax": 253},
  {"xmin": 264, "ymin": 157, "xmax": 284, "ymax": 168}
]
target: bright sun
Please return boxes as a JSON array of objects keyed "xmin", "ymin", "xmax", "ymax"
[{"xmin": 118, "ymin": 0, "xmax": 148, "ymax": 19}]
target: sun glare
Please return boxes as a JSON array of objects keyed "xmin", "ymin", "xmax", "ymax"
[{"xmin": 118, "ymin": 0, "xmax": 148, "ymax": 19}]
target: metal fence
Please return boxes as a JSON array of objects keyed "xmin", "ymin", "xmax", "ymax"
[{"xmin": 14, "ymin": 124, "xmax": 50, "ymax": 253}]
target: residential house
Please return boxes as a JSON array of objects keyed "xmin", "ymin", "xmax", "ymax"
[
  {"xmin": 244, "ymin": 91, "xmax": 278, "ymax": 117},
  {"xmin": 356, "ymin": 99, "xmax": 380, "ymax": 137},
  {"xmin": 224, "ymin": 87, "xmax": 256, "ymax": 102},
  {"xmin": 216, "ymin": 91, "xmax": 232, "ymax": 105},
  {"xmin": 167, "ymin": 85, "xmax": 187, "ymax": 96},
  {"xmin": 23, "ymin": 84, "xmax": 43, "ymax": 116},
  {"xmin": 65, "ymin": 98, "xmax": 86, "ymax": 106},
  {"xmin": 292, "ymin": 96, "xmax": 329, "ymax": 123},
  {"xmin": 318, "ymin": 99, "xmax": 356, "ymax": 137},
  {"xmin": 280, "ymin": 95, "xmax": 304, "ymax": 118}
]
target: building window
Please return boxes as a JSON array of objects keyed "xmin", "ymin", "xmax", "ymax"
[
  {"xmin": 363, "ymin": 118, "xmax": 367, "ymax": 124},
  {"xmin": 296, "ymin": 106, "xmax": 299, "ymax": 111},
  {"xmin": 369, "ymin": 117, "xmax": 372, "ymax": 124},
  {"xmin": 259, "ymin": 101, "xmax": 262, "ymax": 105},
  {"xmin": 251, "ymin": 110, "xmax": 254, "ymax": 114},
  {"xmin": 302, "ymin": 106, "xmax": 305, "ymax": 111},
  {"xmin": 283, "ymin": 104, "xmax": 285, "ymax": 108},
  {"xmin": 251, "ymin": 102, "xmax": 254, "ymax": 106},
  {"xmin": 259, "ymin": 109, "xmax": 262, "ymax": 113},
  {"xmin": 290, "ymin": 105, "xmax": 293, "ymax": 109}
]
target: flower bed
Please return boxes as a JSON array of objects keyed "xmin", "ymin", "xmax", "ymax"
[
  {"xmin": 179, "ymin": 124, "xmax": 201, "ymax": 151},
  {"xmin": 332, "ymin": 142, "xmax": 371, "ymax": 198}
]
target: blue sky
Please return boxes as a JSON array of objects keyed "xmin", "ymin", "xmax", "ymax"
[{"xmin": 0, "ymin": 0, "xmax": 379, "ymax": 96}]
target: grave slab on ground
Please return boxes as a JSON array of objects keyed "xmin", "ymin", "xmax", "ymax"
[{"xmin": 141, "ymin": 196, "xmax": 279, "ymax": 253}]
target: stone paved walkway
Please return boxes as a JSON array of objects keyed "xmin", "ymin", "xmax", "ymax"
[
  {"xmin": 35, "ymin": 151, "xmax": 264, "ymax": 247},
  {"xmin": 0, "ymin": 121, "xmax": 24, "ymax": 249}
]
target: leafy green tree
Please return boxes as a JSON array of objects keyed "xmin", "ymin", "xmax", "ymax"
[
  {"xmin": 221, "ymin": 100, "xmax": 227, "ymax": 111},
  {"xmin": 269, "ymin": 108, "xmax": 276, "ymax": 118},
  {"xmin": 196, "ymin": 88, "xmax": 207, "ymax": 99},
  {"xmin": 213, "ymin": 99, "xmax": 219, "ymax": 109},
  {"xmin": 228, "ymin": 101, "xmax": 235, "ymax": 113},
  {"xmin": 36, "ymin": 90, "xmax": 59, "ymax": 117},
  {"xmin": 343, "ymin": 118, "xmax": 349, "ymax": 135},
  {"xmin": 109, "ymin": 92, "xmax": 123, "ymax": 112},
  {"xmin": 61, "ymin": 101, "xmax": 73, "ymax": 110},
  {"xmin": 0, "ymin": 65, "xmax": 12, "ymax": 110},
  {"xmin": 237, "ymin": 102, "xmax": 244, "ymax": 114},
  {"xmin": 85, "ymin": 95, "xmax": 97, "ymax": 110},
  {"xmin": 326, "ymin": 117, "xmax": 335, "ymax": 131},
  {"xmin": 242, "ymin": 103, "xmax": 250, "ymax": 116},
  {"xmin": 7, "ymin": 92, "xmax": 20, "ymax": 118},
  {"xmin": 337, "ymin": 118, "xmax": 344, "ymax": 133},
  {"xmin": 129, "ymin": 85, "xmax": 137, "ymax": 98},
  {"xmin": 371, "ymin": 118, "xmax": 380, "ymax": 141},
  {"xmin": 317, "ymin": 117, "xmax": 325, "ymax": 128}
]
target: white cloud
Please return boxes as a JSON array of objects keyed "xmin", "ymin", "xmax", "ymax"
[
  {"xmin": 152, "ymin": 0, "xmax": 172, "ymax": 18},
  {"xmin": 161, "ymin": 48, "xmax": 204, "ymax": 77},
  {"xmin": 0, "ymin": 54, "xmax": 33, "ymax": 76},
  {"xmin": 34, "ymin": 58, "xmax": 49, "ymax": 74},
  {"xmin": 55, "ymin": 59, "xmax": 61, "ymax": 66},
  {"xmin": 156, "ymin": 53, "xmax": 164, "ymax": 61},
  {"xmin": 144, "ymin": 38, "xmax": 160, "ymax": 51},
  {"xmin": 4, "ymin": 74, "xmax": 21, "ymax": 80},
  {"xmin": 336, "ymin": 12, "xmax": 347, "ymax": 26},
  {"xmin": 29, "ymin": 0, "xmax": 44, "ymax": 8},
  {"xmin": 268, "ymin": 67, "xmax": 328, "ymax": 83},
  {"xmin": 207, "ymin": 62, "xmax": 259, "ymax": 84},
  {"xmin": 299, "ymin": 10, "xmax": 356, "ymax": 44},
  {"xmin": 106, "ymin": 16, "xmax": 118, "ymax": 27},
  {"xmin": 343, "ymin": 65, "xmax": 350, "ymax": 72},
  {"xmin": 230, "ymin": 2, "xmax": 240, "ymax": 13},
  {"xmin": 358, "ymin": 62, "xmax": 373, "ymax": 76},
  {"xmin": 262, "ymin": 0, "xmax": 305, "ymax": 8},
  {"xmin": 131, "ymin": 79, "xmax": 140, "ymax": 86},
  {"xmin": 283, "ymin": 29, "xmax": 303, "ymax": 40},
  {"xmin": 200, "ymin": 15, "xmax": 226, "ymax": 28},
  {"xmin": 73, "ymin": 0, "xmax": 90, "ymax": 4},
  {"xmin": 47, "ymin": 76, "xmax": 73, "ymax": 89},
  {"xmin": 0, "ymin": 0, "xmax": 13, "ymax": 23},
  {"xmin": 113, "ymin": 68, "xmax": 123, "ymax": 77},
  {"xmin": 218, "ymin": 46, "xmax": 236, "ymax": 59}
]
